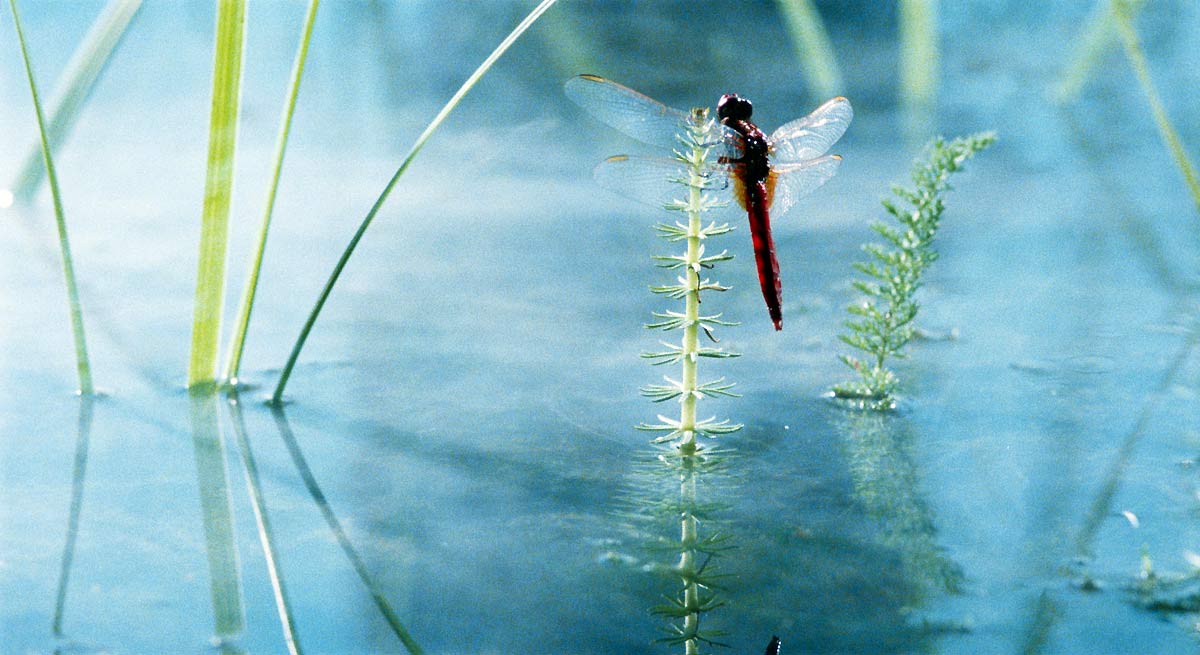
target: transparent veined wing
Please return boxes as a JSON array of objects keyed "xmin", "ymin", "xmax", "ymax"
[
  {"xmin": 592, "ymin": 155, "xmax": 734, "ymax": 211},
  {"xmin": 769, "ymin": 97, "xmax": 853, "ymax": 163},
  {"xmin": 767, "ymin": 155, "xmax": 842, "ymax": 217},
  {"xmin": 564, "ymin": 75, "xmax": 693, "ymax": 150}
]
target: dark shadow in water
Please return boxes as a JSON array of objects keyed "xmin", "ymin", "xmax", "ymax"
[
  {"xmin": 52, "ymin": 396, "xmax": 94, "ymax": 639},
  {"xmin": 190, "ymin": 390, "xmax": 246, "ymax": 654},
  {"xmin": 226, "ymin": 393, "xmax": 302, "ymax": 655},
  {"xmin": 835, "ymin": 409, "xmax": 963, "ymax": 601},
  {"xmin": 268, "ymin": 405, "xmax": 425, "ymax": 655}
]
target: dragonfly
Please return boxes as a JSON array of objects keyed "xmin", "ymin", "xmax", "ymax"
[{"xmin": 565, "ymin": 74, "xmax": 851, "ymax": 331}]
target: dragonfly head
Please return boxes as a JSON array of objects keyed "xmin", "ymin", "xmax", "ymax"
[{"xmin": 717, "ymin": 94, "xmax": 753, "ymax": 122}]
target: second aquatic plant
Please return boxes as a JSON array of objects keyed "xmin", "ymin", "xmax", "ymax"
[{"xmin": 833, "ymin": 132, "xmax": 995, "ymax": 409}]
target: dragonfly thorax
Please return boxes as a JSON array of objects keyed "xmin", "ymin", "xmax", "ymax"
[{"xmin": 717, "ymin": 93, "xmax": 753, "ymax": 121}]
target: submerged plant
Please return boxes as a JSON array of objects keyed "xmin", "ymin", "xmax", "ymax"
[{"xmin": 833, "ymin": 132, "xmax": 994, "ymax": 409}]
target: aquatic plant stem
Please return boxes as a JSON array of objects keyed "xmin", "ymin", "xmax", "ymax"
[
  {"xmin": 8, "ymin": 0, "xmax": 95, "ymax": 396},
  {"xmin": 228, "ymin": 395, "xmax": 302, "ymax": 654},
  {"xmin": 270, "ymin": 0, "xmax": 560, "ymax": 404},
  {"xmin": 189, "ymin": 0, "xmax": 247, "ymax": 390},
  {"xmin": 222, "ymin": 0, "xmax": 319, "ymax": 385},
  {"xmin": 678, "ymin": 179, "xmax": 704, "ymax": 455},
  {"xmin": 775, "ymin": 0, "xmax": 843, "ymax": 99},
  {"xmin": 1110, "ymin": 0, "xmax": 1200, "ymax": 215},
  {"xmin": 190, "ymin": 389, "xmax": 245, "ymax": 641},
  {"xmin": 52, "ymin": 396, "xmax": 95, "ymax": 635},
  {"xmin": 679, "ymin": 457, "xmax": 700, "ymax": 655},
  {"xmin": 8, "ymin": 0, "xmax": 142, "ymax": 202}
]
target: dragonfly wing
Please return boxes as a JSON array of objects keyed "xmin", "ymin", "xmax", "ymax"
[
  {"xmin": 768, "ymin": 155, "xmax": 842, "ymax": 216},
  {"xmin": 594, "ymin": 155, "xmax": 733, "ymax": 211},
  {"xmin": 565, "ymin": 75, "xmax": 693, "ymax": 150},
  {"xmin": 769, "ymin": 97, "xmax": 853, "ymax": 162}
]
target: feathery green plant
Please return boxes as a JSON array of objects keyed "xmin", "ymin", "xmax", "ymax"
[
  {"xmin": 223, "ymin": 0, "xmax": 319, "ymax": 386},
  {"xmin": 775, "ymin": 0, "xmax": 843, "ymax": 99},
  {"xmin": 7, "ymin": 0, "xmax": 95, "ymax": 395},
  {"xmin": 1110, "ymin": 0, "xmax": 1200, "ymax": 215},
  {"xmin": 271, "ymin": 0, "xmax": 560, "ymax": 404},
  {"xmin": 833, "ymin": 132, "xmax": 995, "ymax": 409},
  {"xmin": 8, "ymin": 0, "xmax": 142, "ymax": 203},
  {"xmin": 189, "ymin": 0, "xmax": 247, "ymax": 390},
  {"xmin": 623, "ymin": 107, "xmax": 740, "ymax": 655}
]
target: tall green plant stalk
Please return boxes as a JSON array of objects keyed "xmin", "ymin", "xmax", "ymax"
[
  {"xmin": 833, "ymin": 133, "xmax": 994, "ymax": 409},
  {"xmin": 8, "ymin": 0, "xmax": 95, "ymax": 395},
  {"xmin": 1110, "ymin": 0, "xmax": 1200, "ymax": 215},
  {"xmin": 223, "ymin": 0, "xmax": 319, "ymax": 385},
  {"xmin": 635, "ymin": 108, "xmax": 740, "ymax": 654},
  {"xmin": 9, "ymin": 0, "xmax": 142, "ymax": 202},
  {"xmin": 270, "ymin": 0, "xmax": 560, "ymax": 404},
  {"xmin": 775, "ymin": 0, "xmax": 843, "ymax": 99},
  {"xmin": 189, "ymin": 0, "xmax": 247, "ymax": 390}
]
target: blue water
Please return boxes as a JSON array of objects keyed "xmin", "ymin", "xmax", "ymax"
[{"xmin": 3, "ymin": 1, "xmax": 1200, "ymax": 653}]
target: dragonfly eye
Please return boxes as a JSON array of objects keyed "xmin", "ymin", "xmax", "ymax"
[{"xmin": 717, "ymin": 94, "xmax": 753, "ymax": 121}]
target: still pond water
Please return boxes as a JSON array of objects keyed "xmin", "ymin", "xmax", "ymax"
[{"xmin": 3, "ymin": 1, "xmax": 1200, "ymax": 653}]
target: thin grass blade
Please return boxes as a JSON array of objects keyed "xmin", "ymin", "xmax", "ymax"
[
  {"xmin": 188, "ymin": 0, "xmax": 247, "ymax": 389},
  {"xmin": 271, "ymin": 0, "xmax": 561, "ymax": 403},
  {"xmin": 1111, "ymin": 0, "xmax": 1200, "ymax": 215},
  {"xmin": 8, "ymin": 0, "xmax": 142, "ymax": 202},
  {"xmin": 7, "ymin": 0, "xmax": 95, "ymax": 395},
  {"xmin": 222, "ymin": 0, "xmax": 319, "ymax": 385}
]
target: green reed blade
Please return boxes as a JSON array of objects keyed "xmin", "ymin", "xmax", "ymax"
[
  {"xmin": 775, "ymin": 0, "xmax": 844, "ymax": 99},
  {"xmin": 189, "ymin": 0, "xmax": 247, "ymax": 390},
  {"xmin": 8, "ymin": 0, "xmax": 142, "ymax": 203},
  {"xmin": 222, "ymin": 0, "xmax": 319, "ymax": 385},
  {"xmin": 1111, "ymin": 0, "xmax": 1200, "ymax": 214},
  {"xmin": 7, "ymin": 0, "xmax": 95, "ymax": 395},
  {"xmin": 270, "ymin": 0, "xmax": 561, "ymax": 404}
]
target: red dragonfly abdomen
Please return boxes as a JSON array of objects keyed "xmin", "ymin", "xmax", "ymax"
[{"xmin": 746, "ymin": 178, "xmax": 783, "ymax": 330}]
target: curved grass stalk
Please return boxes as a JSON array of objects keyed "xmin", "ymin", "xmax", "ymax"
[
  {"xmin": 222, "ymin": 0, "xmax": 319, "ymax": 385},
  {"xmin": 8, "ymin": 0, "xmax": 142, "ymax": 203},
  {"xmin": 775, "ymin": 0, "xmax": 843, "ymax": 99},
  {"xmin": 270, "ymin": 0, "xmax": 561, "ymax": 404},
  {"xmin": 1110, "ymin": 0, "xmax": 1200, "ymax": 215},
  {"xmin": 7, "ymin": 0, "xmax": 95, "ymax": 395},
  {"xmin": 189, "ymin": 0, "xmax": 247, "ymax": 390}
]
